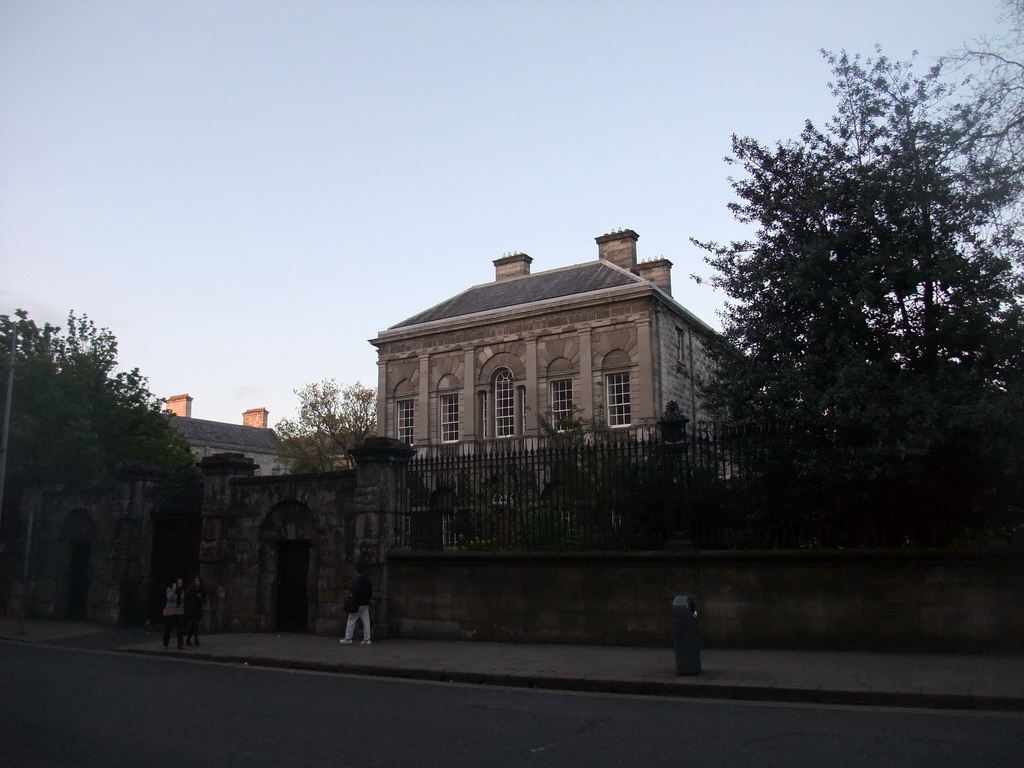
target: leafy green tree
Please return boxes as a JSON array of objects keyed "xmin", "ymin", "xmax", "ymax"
[
  {"xmin": 0, "ymin": 310, "xmax": 195, "ymax": 513},
  {"xmin": 693, "ymin": 50, "xmax": 1024, "ymax": 537},
  {"xmin": 275, "ymin": 380, "xmax": 377, "ymax": 473}
]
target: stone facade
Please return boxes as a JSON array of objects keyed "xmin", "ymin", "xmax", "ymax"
[{"xmin": 371, "ymin": 230, "xmax": 715, "ymax": 448}]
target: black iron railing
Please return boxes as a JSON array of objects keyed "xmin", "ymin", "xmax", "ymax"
[{"xmin": 395, "ymin": 425, "xmax": 1023, "ymax": 551}]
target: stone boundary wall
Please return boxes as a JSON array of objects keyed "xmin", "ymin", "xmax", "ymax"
[
  {"xmin": 386, "ymin": 549, "xmax": 1024, "ymax": 653},
  {"xmin": 5, "ymin": 468, "xmax": 163, "ymax": 627},
  {"xmin": 201, "ymin": 469, "xmax": 359, "ymax": 636}
]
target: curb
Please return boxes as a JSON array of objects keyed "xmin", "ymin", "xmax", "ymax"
[{"xmin": 115, "ymin": 646, "xmax": 1024, "ymax": 712}]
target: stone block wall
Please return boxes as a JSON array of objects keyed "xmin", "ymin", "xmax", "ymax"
[
  {"xmin": 652, "ymin": 302, "xmax": 712, "ymax": 427},
  {"xmin": 386, "ymin": 549, "xmax": 1024, "ymax": 653},
  {"xmin": 198, "ymin": 439, "xmax": 412, "ymax": 638},
  {"xmin": 8, "ymin": 466, "xmax": 163, "ymax": 626},
  {"xmin": 200, "ymin": 469, "xmax": 358, "ymax": 636}
]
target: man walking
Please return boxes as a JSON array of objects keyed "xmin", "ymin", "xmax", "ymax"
[{"xmin": 340, "ymin": 566, "xmax": 372, "ymax": 645}]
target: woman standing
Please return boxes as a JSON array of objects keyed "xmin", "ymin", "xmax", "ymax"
[
  {"xmin": 162, "ymin": 577, "xmax": 185, "ymax": 649},
  {"xmin": 184, "ymin": 576, "xmax": 207, "ymax": 646}
]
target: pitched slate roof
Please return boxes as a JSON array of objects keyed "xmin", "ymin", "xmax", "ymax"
[
  {"xmin": 169, "ymin": 416, "xmax": 280, "ymax": 453},
  {"xmin": 390, "ymin": 261, "xmax": 643, "ymax": 330}
]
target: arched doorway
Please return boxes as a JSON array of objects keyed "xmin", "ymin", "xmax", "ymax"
[
  {"xmin": 276, "ymin": 540, "xmax": 310, "ymax": 632},
  {"xmin": 60, "ymin": 510, "xmax": 95, "ymax": 620},
  {"xmin": 260, "ymin": 501, "xmax": 319, "ymax": 633},
  {"xmin": 149, "ymin": 516, "xmax": 202, "ymax": 622}
]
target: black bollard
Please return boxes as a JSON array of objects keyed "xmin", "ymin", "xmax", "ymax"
[{"xmin": 672, "ymin": 594, "xmax": 701, "ymax": 675}]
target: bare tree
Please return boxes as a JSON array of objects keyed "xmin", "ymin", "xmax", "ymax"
[
  {"xmin": 275, "ymin": 380, "xmax": 377, "ymax": 473},
  {"xmin": 953, "ymin": 1, "xmax": 1024, "ymax": 168}
]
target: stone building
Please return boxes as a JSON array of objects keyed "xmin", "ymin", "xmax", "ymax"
[
  {"xmin": 165, "ymin": 393, "xmax": 285, "ymax": 476},
  {"xmin": 370, "ymin": 229, "xmax": 715, "ymax": 449}
]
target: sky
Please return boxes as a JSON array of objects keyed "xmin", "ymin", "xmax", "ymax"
[{"xmin": 0, "ymin": 0, "xmax": 1007, "ymax": 426}]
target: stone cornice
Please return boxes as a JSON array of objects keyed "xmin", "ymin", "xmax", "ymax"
[{"xmin": 371, "ymin": 280, "xmax": 712, "ymax": 350}]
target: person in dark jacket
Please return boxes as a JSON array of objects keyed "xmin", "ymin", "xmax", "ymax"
[
  {"xmin": 184, "ymin": 576, "xmax": 207, "ymax": 647},
  {"xmin": 162, "ymin": 577, "xmax": 185, "ymax": 649},
  {"xmin": 339, "ymin": 566, "xmax": 372, "ymax": 645}
]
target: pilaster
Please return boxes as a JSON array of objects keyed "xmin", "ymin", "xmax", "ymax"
[
  {"xmin": 349, "ymin": 437, "xmax": 416, "ymax": 639},
  {"xmin": 463, "ymin": 347, "xmax": 476, "ymax": 440},
  {"xmin": 417, "ymin": 354, "xmax": 430, "ymax": 444},
  {"xmin": 579, "ymin": 328, "xmax": 594, "ymax": 419},
  {"xmin": 636, "ymin": 318, "xmax": 654, "ymax": 424},
  {"xmin": 198, "ymin": 453, "xmax": 256, "ymax": 633},
  {"xmin": 525, "ymin": 338, "xmax": 538, "ymax": 434},
  {"xmin": 376, "ymin": 360, "xmax": 387, "ymax": 437}
]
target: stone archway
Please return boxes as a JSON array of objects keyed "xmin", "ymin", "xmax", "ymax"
[
  {"xmin": 259, "ymin": 501, "xmax": 320, "ymax": 632},
  {"xmin": 59, "ymin": 509, "xmax": 96, "ymax": 620}
]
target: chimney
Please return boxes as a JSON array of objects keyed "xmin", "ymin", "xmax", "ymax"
[
  {"xmin": 243, "ymin": 407, "xmax": 269, "ymax": 429},
  {"xmin": 165, "ymin": 393, "xmax": 193, "ymax": 418},
  {"xmin": 637, "ymin": 258, "xmax": 673, "ymax": 296},
  {"xmin": 596, "ymin": 229, "xmax": 639, "ymax": 271},
  {"xmin": 493, "ymin": 252, "xmax": 533, "ymax": 281}
]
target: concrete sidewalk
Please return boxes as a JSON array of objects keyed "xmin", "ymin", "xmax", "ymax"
[{"xmin": 2, "ymin": 618, "xmax": 1022, "ymax": 711}]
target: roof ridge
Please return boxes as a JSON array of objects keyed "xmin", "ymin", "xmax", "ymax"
[{"xmin": 387, "ymin": 261, "xmax": 642, "ymax": 330}]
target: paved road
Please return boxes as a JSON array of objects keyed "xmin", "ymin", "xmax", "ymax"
[
  {"xmin": 2, "ymin": 642, "xmax": 1022, "ymax": 768},
  {"xmin": 5, "ymin": 618, "xmax": 1022, "ymax": 711}
]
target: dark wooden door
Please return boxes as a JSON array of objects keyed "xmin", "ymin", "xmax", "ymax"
[
  {"xmin": 149, "ymin": 517, "xmax": 202, "ymax": 622},
  {"xmin": 276, "ymin": 540, "xmax": 310, "ymax": 632},
  {"xmin": 67, "ymin": 542, "xmax": 90, "ymax": 620}
]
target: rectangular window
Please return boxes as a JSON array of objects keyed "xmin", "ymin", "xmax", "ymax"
[
  {"xmin": 517, "ymin": 386, "xmax": 527, "ymax": 435},
  {"xmin": 396, "ymin": 399, "xmax": 414, "ymax": 444},
  {"xmin": 441, "ymin": 514, "xmax": 457, "ymax": 549},
  {"xmin": 605, "ymin": 372, "xmax": 631, "ymax": 427},
  {"xmin": 478, "ymin": 392, "xmax": 489, "ymax": 438},
  {"xmin": 677, "ymin": 327, "xmax": 686, "ymax": 361},
  {"xmin": 440, "ymin": 394, "xmax": 459, "ymax": 443},
  {"xmin": 550, "ymin": 379, "xmax": 573, "ymax": 432}
]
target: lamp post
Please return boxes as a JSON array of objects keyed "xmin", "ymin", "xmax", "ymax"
[
  {"xmin": 0, "ymin": 322, "xmax": 16, "ymax": 552},
  {"xmin": 658, "ymin": 401, "xmax": 693, "ymax": 549}
]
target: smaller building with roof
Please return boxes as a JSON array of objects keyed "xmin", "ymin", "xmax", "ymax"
[
  {"xmin": 165, "ymin": 394, "xmax": 285, "ymax": 475},
  {"xmin": 370, "ymin": 229, "xmax": 716, "ymax": 449}
]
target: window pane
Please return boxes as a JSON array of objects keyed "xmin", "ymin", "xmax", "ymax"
[
  {"xmin": 397, "ymin": 399, "xmax": 414, "ymax": 444},
  {"xmin": 517, "ymin": 386, "xmax": 526, "ymax": 434},
  {"xmin": 494, "ymin": 369, "xmax": 515, "ymax": 437},
  {"xmin": 605, "ymin": 372, "xmax": 631, "ymax": 427},
  {"xmin": 440, "ymin": 394, "xmax": 459, "ymax": 443},
  {"xmin": 550, "ymin": 379, "xmax": 573, "ymax": 431},
  {"xmin": 478, "ymin": 392, "xmax": 488, "ymax": 439}
]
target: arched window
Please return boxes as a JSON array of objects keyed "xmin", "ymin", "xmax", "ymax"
[{"xmin": 493, "ymin": 368, "xmax": 515, "ymax": 437}]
